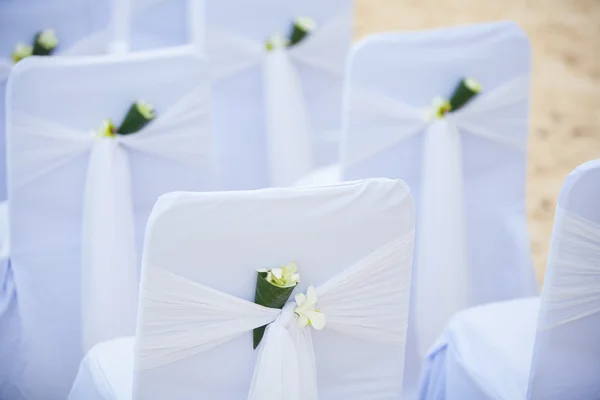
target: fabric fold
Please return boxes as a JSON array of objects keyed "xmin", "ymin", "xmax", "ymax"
[
  {"xmin": 263, "ymin": 50, "xmax": 313, "ymax": 187},
  {"xmin": 207, "ymin": 13, "xmax": 348, "ymax": 186},
  {"xmin": 537, "ymin": 208, "xmax": 600, "ymax": 331},
  {"xmin": 414, "ymin": 118, "xmax": 467, "ymax": 357},
  {"xmin": 10, "ymin": 87, "xmax": 211, "ymax": 354},
  {"xmin": 136, "ymin": 232, "xmax": 414, "ymax": 399},
  {"xmin": 346, "ymin": 76, "xmax": 530, "ymax": 358},
  {"xmin": 81, "ymin": 137, "xmax": 138, "ymax": 352}
]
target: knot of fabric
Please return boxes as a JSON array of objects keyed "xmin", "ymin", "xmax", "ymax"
[{"xmin": 274, "ymin": 302, "xmax": 297, "ymax": 328}]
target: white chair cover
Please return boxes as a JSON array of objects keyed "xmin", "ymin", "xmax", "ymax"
[
  {"xmin": 68, "ymin": 178, "xmax": 415, "ymax": 399},
  {"xmin": 207, "ymin": 0, "xmax": 353, "ymax": 189},
  {"xmin": 340, "ymin": 21, "xmax": 538, "ymax": 396},
  {"xmin": 0, "ymin": 2, "xmax": 110, "ymax": 397},
  {"xmin": 527, "ymin": 160, "xmax": 600, "ymax": 399},
  {"xmin": 6, "ymin": 50, "xmax": 212, "ymax": 400},
  {"xmin": 419, "ymin": 159, "xmax": 600, "ymax": 400},
  {"xmin": 0, "ymin": 0, "xmax": 110, "ymax": 200}
]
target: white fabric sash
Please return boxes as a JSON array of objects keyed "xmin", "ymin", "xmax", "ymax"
[
  {"xmin": 206, "ymin": 13, "xmax": 348, "ymax": 187},
  {"xmin": 137, "ymin": 232, "xmax": 414, "ymax": 399},
  {"xmin": 346, "ymin": 77, "xmax": 529, "ymax": 357},
  {"xmin": 11, "ymin": 86, "xmax": 211, "ymax": 352},
  {"xmin": 538, "ymin": 208, "xmax": 600, "ymax": 331}
]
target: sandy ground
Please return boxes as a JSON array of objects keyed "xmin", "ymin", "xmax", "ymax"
[{"xmin": 355, "ymin": 0, "xmax": 600, "ymax": 284}]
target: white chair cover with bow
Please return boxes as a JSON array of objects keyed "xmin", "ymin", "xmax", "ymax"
[
  {"xmin": 419, "ymin": 159, "xmax": 600, "ymax": 400},
  {"xmin": 0, "ymin": 3, "xmax": 110, "ymax": 397},
  {"xmin": 206, "ymin": 0, "xmax": 353, "ymax": 190},
  {"xmin": 338, "ymin": 22, "xmax": 538, "ymax": 397},
  {"xmin": 68, "ymin": 178, "xmax": 415, "ymax": 399},
  {"xmin": 0, "ymin": 0, "xmax": 110, "ymax": 201},
  {"xmin": 6, "ymin": 51, "xmax": 211, "ymax": 400}
]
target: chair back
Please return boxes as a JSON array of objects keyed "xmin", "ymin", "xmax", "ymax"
[
  {"xmin": 528, "ymin": 160, "xmax": 600, "ymax": 400},
  {"xmin": 133, "ymin": 179, "xmax": 414, "ymax": 399},
  {"xmin": 6, "ymin": 49, "xmax": 211, "ymax": 399}
]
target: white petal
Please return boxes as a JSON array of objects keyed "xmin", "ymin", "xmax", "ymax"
[
  {"xmin": 308, "ymin": 311, "xmax": 326, "ymax": 330},
  {"xmin": 286, "ymin": 262, "xmax": 297, "ymax": 274},
  {"xmin": 271, "ymin": 268, "xmax": 283, "ymax": 280},
  {"xmin": 295, "ymin": 293, "xmax": 306, "ymax": 306},
  {"xmin": 297, "ymin": 314, "xmax": 309, "ymax": 328},
  {"xmin": 256, "ymin": 268, "xmax": 268, "ymax": 273},
  {"xmin": 306, "ymin": 286, "xmax": 318, "ymax": 305},
  {"xmin": 291, "ymin": 273, "xmax": 300, "ymax": 283},
  {"xmin": 266, "ymin": 272, "xmax": 273, "ymax": 282}
]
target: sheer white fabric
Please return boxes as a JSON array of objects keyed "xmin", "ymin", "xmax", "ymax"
[
  {"xmin": 137, "ymin": 233, "xmax": 413, "ymax": 399},
  {"xmin": 263, "ymin": 50, "xmax": 313, "ymax": 186},
  {"xmin": 527, "ymin": 207, "xmax": 600, "ymax": 399},
  {"xmin": 206, "ymin": 5, "xmax": 351, "ymax": 189},
  {"xmin": 537, "ymin": 209, "xmax": 600, "ymax": 330},
  {"xmin": 11, "ymin": 85, "xmax": 210, "ymax": 353},
  {"xmin": 347, "ymin": 77, "xmax": 528, "ymax": 358},
  {"xmin": 418, "ymin": 160, "xmax": 600, "ymax": 400}
]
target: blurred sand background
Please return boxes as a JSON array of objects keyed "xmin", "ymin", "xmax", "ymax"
[{"xmin": 355, "ymin": 0, "xmax": 600, "ymax": 284}]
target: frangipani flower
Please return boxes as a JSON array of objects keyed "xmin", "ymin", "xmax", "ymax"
[
  {"xmin": 294, "ymin": 285, "xmax": 326, "ymax": 330},
  {"xmin": 36, "ymin": 30, "xmax": 59, "ymax": 52},
  {"xmin": 96, "ymin": 119, "xmax": 116, "ymax": 137},
  {"xmin": 12, "ymin": 43, "xmax": 33, "ymax": 63},
  {"xmin": 257, "ymin": 262, "xmax": 300, "ymax": 288},
  {"xmin": 430, "ymin": 96, "xmax": 451, "ymax": 120}
]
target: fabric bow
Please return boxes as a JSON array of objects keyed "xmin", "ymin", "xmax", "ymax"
[
  {"xmin": 346, "ymin": 76, "xmax": 530, "ymax": 358},
  {"xmin": 11, "ymin": 86, "xmax": 211, "ymax": 352},
  {"xmin": 206, "ymin": 12, "xmax": 349, "ymax": 187},
  {"xmin": 136, "ymin": 233, "xmax": 414, "ymax": 399}
]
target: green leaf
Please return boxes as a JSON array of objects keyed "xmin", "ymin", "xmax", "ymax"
[
  {"xmin": 253, "ymin": 272, "xmax": 296, "ymax": 349},
  {"xmin": 117, "ymin": 102, "xmax": 155, "ymax": 135},
  {"xmin": 449, "ymin": 78, "xmax": 481, "ymax": 112}
]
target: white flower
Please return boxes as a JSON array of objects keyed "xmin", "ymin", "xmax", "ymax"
[
  {"xmin": 257, "ymin": 262, "xmax": 300, "ymax": 288},
  {"xmin": 37, "ymin": 29, "xmax": 59, "ymax": 50},
  {"xmin": 96, "ymin": 119, "xmax": 116, "ymax": 137},
  {"xmin": 294, "ymin": 285, "xmax": 326, "ymax": 330},
  {"xmin": 265, "ymin": 33, "xmax": 290, "ymax": 51},
  {"xmin": 11, "ymin": 43, "xmax": 33, "ymax": 63},
  {"xmin": 429, "ymin": 96, "xmax": 451, "ymax": 120}
]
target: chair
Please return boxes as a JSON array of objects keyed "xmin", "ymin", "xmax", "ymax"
[
  {"xmin": 206, "ymin": 0, "xmax": 353, "ymax": 190},
  {"xmin": 0, "ymin": 2, "xmax": 110, "ymax": 397},
  {"xmin": 0, "ymin": 0, "xmax": 109, "ymax": 201},
  {"xmin": 338, "ymin": 22, "xmax": 538, "ymax": 396},
  {"xmin": 69, "ymin": 178, "xmax": 415, "ymax": 399},
  {"xmin": 5, "ymin": 48, "xmax": 212, "ymax": 399},
  {"xmin": 419, "ymin": 159, "xmax": 600, "ymax": 400}
]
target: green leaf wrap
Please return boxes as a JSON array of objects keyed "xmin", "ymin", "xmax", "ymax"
[
  {"xmin": 32, "ymin": 32, "xmax": 57, "ymax": 56},
  {"xmin": 449, "ymin": 78, "xmax": 480, "ymax": 112},
  {"xmin": 253, "ymin": 272, "xmax": 296, "ymax": 349},
  {"xmin": 117, "ymin": 103, "xmax": 155, "ymax": 135}
]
